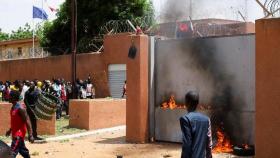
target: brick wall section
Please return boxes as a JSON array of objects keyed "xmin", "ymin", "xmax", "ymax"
[
  {"xmin": 69, "ymin": 100, "xmax": 90, "ymax": 129},
  {"xmin": 256, "ymin": 18, "xmax": 280, "ymax": 158},
  {"xmin": 0, "ymin": 102, "xmax": 11, "ymax": 135},
  {"xmin": 0, "ymin": 102, "xmax": 55, "ymax": 135},
  {"xmin": 37, "ymin": 116, "xmax": 56, "ymax": 135},
  {"xmin": 126, "ymin": 35, "xmax": 149, "ymax": 143},
  {"xmin": 69, "ymin": 99, "xmax": 126, "ymax": 130},
  {"xmin": 0, "ymin": 33, "xmax": 132, "ymax": 98}
]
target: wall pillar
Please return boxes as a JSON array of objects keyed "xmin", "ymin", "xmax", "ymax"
[
  {"xmin": 126, "ymin": 35, "xmax": 149, "ymax": 143},
  {"xmin": 256, "ymin": 18, "xmax": 280, "ymax": 157}
]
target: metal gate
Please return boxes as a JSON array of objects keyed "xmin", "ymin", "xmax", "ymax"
[
  {"xmin": 150, "ymin": 35, "xmax": 255, "ymax": 144},
  {"xmin": 108, "ymin": 64, "xmax": 126, "ymax": 98}
]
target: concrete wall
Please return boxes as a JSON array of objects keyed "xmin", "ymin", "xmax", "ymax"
[
  {"xmin": 0, "ymin": 33, "xmax": 131, "ymax": 98},
  {"xmin": 256, "ymin": 18, "xmax": 280, "ymax": 158},
  {"xmin": 69, "ymin": 99, "xmax": 126, "ymax": 130}
]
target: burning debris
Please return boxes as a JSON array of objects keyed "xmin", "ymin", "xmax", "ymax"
[
  {"xmin": 233, "ymin": 144, "xmax": 255, "ymax": 156},
  {"xmin": 212, "ymin": 128, "xmax": 233, "ymax": 153},
  {"xmin": 161, "ymin": 95, "xmax": 186, "ymax": 109},
  {"xmin": 160, "ymin": 95, "xmax": 212, "ymax": 110}
]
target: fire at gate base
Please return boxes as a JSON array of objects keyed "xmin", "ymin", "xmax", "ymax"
[{"xmin": 160, "ymin": 95, "xmax": 234, "ymax": 153}]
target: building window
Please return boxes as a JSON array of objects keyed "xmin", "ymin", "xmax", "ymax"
[
  {"xmin": 8, "ymin": 49, "xmax": 12, "ymax": 59},
  {"xmin": 0, "ymin": 48, "xmax": 2, "ymax": 59},
  {"xmin": 18, "ymin": 47, "xmax": 22, "ymax": 56}
]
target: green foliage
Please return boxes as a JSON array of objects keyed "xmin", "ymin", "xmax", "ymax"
[
  {"xmin": 41, "ymin": 0, "xmax": 154, "ymax": 55},
  {"xmin": 9, "ymin": 23, "xmax": 33, "ymax": 40},
  {"xmin": 0, "ymin": 23, "xmax": 34, "ymax": 42},
  {"xmin": 0, "ymin": 29, "xmax": 9, "ymax": 41}
]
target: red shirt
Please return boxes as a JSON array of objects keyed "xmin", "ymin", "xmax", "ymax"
[
  {"xmin": 10, "ymin": 103, "xmax": 27, "ymax": 138},
  {"xmin": 4, "ymin": 88, "xmax": 10, "ymax": 100},
  {"xmin": 61, "ymin": 86, "xmax": 67, "ymax": 101}
]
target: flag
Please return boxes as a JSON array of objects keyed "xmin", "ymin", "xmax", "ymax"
[
  {"xmin": 33, "ymin": 6, "xmax": 48, "ymax": 20},
  {"xmin": 49, "ymin": 6, "xmax": 59, "ymax": 12}
]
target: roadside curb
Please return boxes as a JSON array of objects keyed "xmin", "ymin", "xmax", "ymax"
[{"xmin": 35, "ymin": 125, "xmax": 126, "ymax": 143}]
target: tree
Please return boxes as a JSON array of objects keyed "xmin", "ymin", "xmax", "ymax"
[
  {"xmin": 40, "ymin": 0, "xmax": 154, "ymax": 55},
  {"xmin": 0, "ymin": 29, "xmax": 9, "ymax": 41},
  {"xmin": 9, "ymin": 23, "xmax": 33, "ymax": 40},
  {"xmin": 0, "ymin": 23, "xmax": 33, "ymax": 42}
]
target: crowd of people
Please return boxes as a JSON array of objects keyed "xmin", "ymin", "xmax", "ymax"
[
  {"xmin": 0, "ymin": 76, "xmax": 96, "ymax": 118},
  {"xmin": 0, "ymin": 76, "xmax": 96, "ymax": 158},
  {"xmin": 0, "ymin": 77, "xmax": 96, "ymax": 100}
]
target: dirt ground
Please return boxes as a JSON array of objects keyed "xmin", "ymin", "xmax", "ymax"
[{"xmin": 20, "ymin": 128, "xmax": 251, "ymax": 158}]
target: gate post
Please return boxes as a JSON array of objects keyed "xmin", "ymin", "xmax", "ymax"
[
  {"xmin": 256, "ymin": 18, "xmax": 280, "ymax": 157},
  {"xmin": 126, "ymin": 35, "xmax": 149, "ymax": 143}
]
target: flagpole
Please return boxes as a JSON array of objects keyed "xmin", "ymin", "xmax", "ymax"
[
  {"xmin": 41, "ymin": 0, "xmax": 44, "ymax": 57},
  {"xmin": 41, "ymin": 0, "xmax": 43, "ymax": 20},
  {"xmin": 32, "ymin": 5, "xmax": 35, "ymax": 58}
]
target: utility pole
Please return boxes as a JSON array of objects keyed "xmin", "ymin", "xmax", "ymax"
[
  {"xmin": 189, "ymin": 0, "xmax": 192, "ymax": 18},
  {"xmin": 71, "ymin": 0, "xmax": 77, "ymax": 99}
]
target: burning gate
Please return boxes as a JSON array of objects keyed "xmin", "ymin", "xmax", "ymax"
[{"xmin": 148, "ymin": 34, "xmax": 255, "ymax": 151}]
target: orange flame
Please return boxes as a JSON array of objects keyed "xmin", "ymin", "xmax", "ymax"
[
  {"xmin": 212, "ymin": 128, "xmax": 233, "ymax": 153},
  {"xmin": 161, "ymin": 95, "xmax": 186, "ymax": 109}
]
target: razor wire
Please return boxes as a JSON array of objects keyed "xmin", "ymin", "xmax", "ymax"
[
  {"xmin": 99, "ymin": 15, "xmax": 155, "ymax": 35},
  {"xmin": 264, "ymin": 0, "xmax": 280, "ymax": 17},
  {"xmin": 86, "ymin": 15, "xmax": 155, "ymax": 53}
]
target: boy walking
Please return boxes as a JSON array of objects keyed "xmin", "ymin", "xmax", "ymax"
[{"xmin": 6, "ymin": 91, "xmax": 34, "ymax": 158}]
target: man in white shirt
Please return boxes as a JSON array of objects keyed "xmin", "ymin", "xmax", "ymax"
[
  {"xmin": 20, "ymin": 80, "xmax": 30, "ymax": 101},
  {"xmin": 86, "ymin": 79, "xmax": 93, "ymax": 99}
]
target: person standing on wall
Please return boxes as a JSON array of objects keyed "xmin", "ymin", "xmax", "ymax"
[{"xmin": 180, "ymin": 91, "xmax": 212, "ymax": 158}]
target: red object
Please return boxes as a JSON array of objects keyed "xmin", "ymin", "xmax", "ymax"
[
  {"xmin": 61, "ymin": 86, "xmax": 67, "ymax": 101},
  {"xmin": 136, "ymin": 26, "xmax": 143, "ymax": 35},
  {"xmin": 178, "ymin": 23, "xmax": 189, "ymax": 32},
  {"xmin": 10, "ymin": 103, "xmax": 27, "ymax": 138},
  {"xmin": 49, "ymin": 6, "xmax": 59, "ymax": 12}
]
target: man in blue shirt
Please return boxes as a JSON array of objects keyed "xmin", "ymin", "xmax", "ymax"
[{"xmin": 180, "ymin": 91, "xmax": 212, "ymax": 158}]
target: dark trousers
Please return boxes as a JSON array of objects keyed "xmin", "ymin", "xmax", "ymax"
[
  {"xmin": 65, "ymin": 100, "xmax": 69, "ymax": 115},
  {"xmin": 11, "ymin": 137, "xmax": 30, "ymax": 158},
  {"xmin": 56, "ymin": 102, "xmax": 63, "ymax": 119},
  {"xmin": 26, "ymin": 106, "xmax": 37, "ymax": 138}
]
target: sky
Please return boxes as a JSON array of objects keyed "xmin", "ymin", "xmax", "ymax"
[
  {"xmin": 0, "ymin": 0, "xmax": 64, "ymax": 33},
  {"xmin": 0, "ymin": 0, "xmax": 266, "ymax": 33}
]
